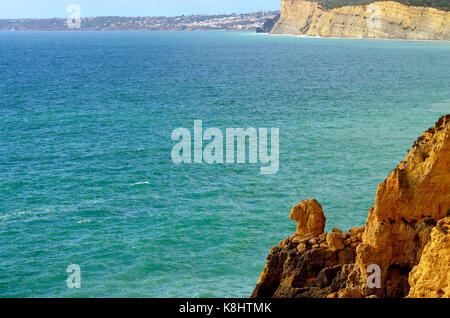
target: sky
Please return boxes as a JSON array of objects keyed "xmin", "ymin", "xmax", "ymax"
[{"xmin": 0, "ymin": 0, "xmax": 281, "ymax": 19}]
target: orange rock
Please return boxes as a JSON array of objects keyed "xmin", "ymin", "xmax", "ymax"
[
  {"xmin": 356, "ymin": 232, "xmax": 363, "ymax": 241},
  {"xmin": 320, "ymin": 243, "xmax": 328, "ymax": 249},
  {"xmin": 297, "ymin": 242, "xmax": 307, "ymax": 253},
  {"xmin": 252, "ymin": 115, "xmax": 450, "ymax": 299},
  {"xmin": 350, "ymin": 242, "xmax": 360, "ymax": 249},
  {"xmin": 349, "ymin": 227, "xmax": 360, "ymax": 236},
  {"xmin": 357, "ymin": 115, "xmax": 450, "ymax": 293},
  {"xmin": 309, "ymin": 237, "xmax": 319, "ymax": 245},
  {"xmin": 326, "ymin": 232, "xmax": 345, "ymax": 251},
  {"xmin": 408, "ymin": 217, "xmax": 450, "ymax": 298},
  {"xmin": 349, "ymin": 226, "xmax": 365, "ymax": 236},
  {"xmin": 291, "ymin": 236, "xmax": 305, "ymax": 244},
  {"xmin": 289, "ymin": 199, "xmax": 326, "ymax": 237},
  {"xmin": 338, "ymin": 288, "xmax": 363, "ymax": 298},
  {"xmin": 271, "ymin": 0, "xmax": 450, "ymax": 41}
]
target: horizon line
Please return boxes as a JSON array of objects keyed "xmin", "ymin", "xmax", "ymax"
[{"xmin": 0, "ymin": 10, "xmax": 280, "ymax": 20}]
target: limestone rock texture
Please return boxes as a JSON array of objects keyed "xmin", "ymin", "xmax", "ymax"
[
  {"xmin": 252, "ymin": 114, "xmax": 450, "ymax": 298},
  {"xmin": 289, "ymin": 199, "xmax": 326, "ymax": 237},
  {"xmin": 271, "ymin": 0, "xmax": 450, "ymax": 41},
  {"xmin": 356, "ymin": 114, "xmax": 450, "ymax": 297},
  {"xmin": 408, "ymin": 217, "xmax": 450, "ymax": 298},
  {"xmin": 256, "ymin": 14, "xmax": 281, "ymax": 33},
  {"xmin": 250, "ymin": 227, "xmax": 362, "ymax": 298}
]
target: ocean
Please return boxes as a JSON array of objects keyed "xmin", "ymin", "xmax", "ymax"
[{"xmin": 0, "ymin": 31, "xmax": 449, "ymax": 297}]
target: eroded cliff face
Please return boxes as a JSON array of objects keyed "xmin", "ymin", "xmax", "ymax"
[
  {"xmin": 408, "ymin": 217, "xmax": 450, "ymax": 298},
  {"xmin": 252, "ymin": 114, "xmax": 450, "ymax": 298},
  {"xmin": 356, "ymin": 114, "xmax": 450, "ymax": 297},
  {"xmin": 271, "ymin": 0, "xmax": 450, "ymax": 41}
]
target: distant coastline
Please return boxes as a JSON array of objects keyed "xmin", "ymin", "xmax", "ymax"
[{"xmin": 0, "ymin": 11, "xmax": 279, "ymax": 31}]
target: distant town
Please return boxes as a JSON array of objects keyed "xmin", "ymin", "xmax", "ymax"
[{"xmin": 0, "ymin": 11, "xmax": 280, "ymax": 31}]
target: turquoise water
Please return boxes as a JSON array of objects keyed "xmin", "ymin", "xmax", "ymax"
[{"xmin": 0, "ymin": 31, "xmax": 449, "ymax": 297}]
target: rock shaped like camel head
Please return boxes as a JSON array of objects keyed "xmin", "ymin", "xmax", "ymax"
[{"xmin": 289, "ymin": 199, "xmax": 326, "ymax": 237}]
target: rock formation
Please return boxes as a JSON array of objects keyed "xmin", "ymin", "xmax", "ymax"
[
  {"xmin": 252, "ymin": 114, "xmax": 450, "ymax": 298},
  {"xmin": 355, "ymin": 114, "xmax": 450, "ymax": 297},
  {"xmin": 289, "ymin": 199, "xmax": 326, "ymax": 237},
  {"xmin": 270, "ymin": 0, "xmax": 450, "ymax": 41},
  {"xmin": 250, "ymin": 218, "xmax": 364, "ymax": 298},
  {"xmin": 256, "ymin": 14, "xmax": 280, "ymax": 33},
  {"xmin": 408, "ymin": 216, "xmax": 450, "ymax": 298}
]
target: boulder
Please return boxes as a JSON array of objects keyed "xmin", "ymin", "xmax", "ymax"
[
  {"xmin": 326, "ymin": 232, "xmax": 345, "ymax": 251},
  {"xmin": 289, "ymin": 199, "xmax": 326, "ymax": 237},
  {"xmin": 408, "ymin": 217, "xmax": 450, "ymax": 298}
]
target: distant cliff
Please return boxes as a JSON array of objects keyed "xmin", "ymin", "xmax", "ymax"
[
  {"xmin": 271, "ymin": 0, "xmax": 450, "ymax": 40},
  {"xmin": 256, "ymin": 15, "xmax": 281, "ymax": 33},
  {"xmin": 0, "ymin": 12, "xmax": 279, "ymax": 31}
]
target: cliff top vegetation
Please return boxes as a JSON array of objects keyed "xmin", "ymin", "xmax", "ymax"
[{"xmin": 306, "ymin": 0, "xmax": 450, "ymax": 11}]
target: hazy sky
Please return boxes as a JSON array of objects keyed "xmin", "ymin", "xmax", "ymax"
[{"xmin": 0, "ymin": 0, "xmax": 281, "ymax": 19}]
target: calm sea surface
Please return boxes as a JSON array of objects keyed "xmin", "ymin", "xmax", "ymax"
[{"xmin": 0, "ymin": 31, "xmax": 449, "ymax": 297}]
